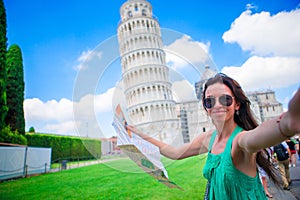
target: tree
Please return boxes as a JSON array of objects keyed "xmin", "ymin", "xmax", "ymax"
[
  {"xmin": 29, "ymin": 126, "xmax": 35, "ymax": 133},
  {"xmin": 0, "ymin": 0, "xmax": 8, "ymax": 131},
  {"xmin": 6, "ymin": 44, "xmax": 25, "ymax": 135}
]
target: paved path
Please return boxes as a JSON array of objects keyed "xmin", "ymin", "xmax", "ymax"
[
  {"xmin": 289, "ymin": 157, "xmax": 300, "ymax": 200},
  {"xmin": 49, "ymin": 156, "xmax": 127, "ymax": 172},
  {"xmin": 269, "ymin": 157, "xmax": 300, "ymax": 200}
]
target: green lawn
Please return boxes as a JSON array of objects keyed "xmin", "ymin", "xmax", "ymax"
[{"xmin": 0, "ymin": 156, "xmax": 207, "ymax": 200}]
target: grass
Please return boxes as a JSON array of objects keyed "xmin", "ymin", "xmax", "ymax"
[{"xmin": 0, "ymin": 156, "xmax": 207, "ymax": 200}]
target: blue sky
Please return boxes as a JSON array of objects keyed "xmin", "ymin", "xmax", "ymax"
[{"xmin": 4, "ymin": 0, "xmax": 300, "ymax": 138}]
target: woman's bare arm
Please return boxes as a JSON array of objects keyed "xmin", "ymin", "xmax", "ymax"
[
  {"xmin": 237, "ymin": 89, "xmax": 300, "ymax": 154},
  {"xmin": 126, "ymin": 125, "xmax": 211, "ymax": 160}
]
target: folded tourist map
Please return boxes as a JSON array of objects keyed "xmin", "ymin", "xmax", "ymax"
[{"xmin": 112, "ymin": 104, "xmax": 182, "ymax": 189}]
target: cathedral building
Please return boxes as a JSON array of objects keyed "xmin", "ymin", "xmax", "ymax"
[{"xmin": 247, "ymin": 90, "xmax": 284, "ymax": 122}]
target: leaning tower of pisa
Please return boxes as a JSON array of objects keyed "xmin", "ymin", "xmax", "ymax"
[{"xmin": 117, "ymin": 0, "xmax": 183, "ymax": 146}]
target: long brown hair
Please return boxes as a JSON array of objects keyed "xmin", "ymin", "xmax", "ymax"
[{"xmin": 202, "ymin": 73, "xmax": 280, "ymax": 185}]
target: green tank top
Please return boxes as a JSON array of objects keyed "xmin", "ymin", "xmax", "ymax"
[{"xmin": 202, "ymin": 126, "xmax": 267, "ymax": 200}]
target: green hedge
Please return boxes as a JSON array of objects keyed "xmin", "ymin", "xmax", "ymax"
[
  {"xmin": 0, "ymin": 126, "xmax": 27, "ymax": 145},
  {"xmin": 25, "ymin": 133, "xmax": 101, "ymax": 162}
]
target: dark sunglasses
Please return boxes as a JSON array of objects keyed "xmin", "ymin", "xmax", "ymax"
[{"xmin": 203, "ymin": 94, "xmax": 234, "ymax": 109}]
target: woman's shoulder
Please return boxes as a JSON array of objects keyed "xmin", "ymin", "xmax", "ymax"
[
  {"xmin": 197, "ymin": 130, "xmax": 214, "ymax": 141},
  {"xmin": 190, "ymin": 130, "xmax": 214, "ymax": 154},
  {"xmin": 200, "ymin": 130, "xmax": 214, "ymax": 145}
]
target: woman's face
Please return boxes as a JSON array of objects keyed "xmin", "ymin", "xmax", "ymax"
[{"xmin": 204, "ymin": 83, "xmax": 239, "ymax": 123}]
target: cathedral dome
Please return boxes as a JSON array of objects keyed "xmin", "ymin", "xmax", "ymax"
[{"xmin": 200, "ymin": 65, "xmax": 217, "ymax": 81}]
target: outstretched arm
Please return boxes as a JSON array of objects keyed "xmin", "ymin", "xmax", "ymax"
[
  {"xmin": 238, "ymin": 89, "xmax": 300, "ymax": 153},
  {"xmin": 126, "ymin": 125, "xmax": 211, "ymax": 160}
]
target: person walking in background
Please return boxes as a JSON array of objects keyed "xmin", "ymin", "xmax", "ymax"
[
  {"xmin": 273, "ymin": 141, "xmax": 291, "ymax": 190},
  {"xmin": 258, "ymin": 167, "xmax": 273, "ymax": 198},
  {"xmin": 295, "ymin": 134, "xmax": 300, "ymax": 161},
  {"xmin": 127, "ymin": 73, "xmax": 300, "ymax": 200},
  {"xmin": 286, "ymin": 138, "xmax": 297, "ymax": 167},
  {"xmin": 258, "ymin": 148, "xmax": 273, "ymax": 198}
]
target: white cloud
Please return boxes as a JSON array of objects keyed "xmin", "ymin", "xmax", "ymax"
[
  {"xmin": 222, "ymin": 56, "xmax": 300, "ymax": 91},
  {"xmin": 222, "ymin": 9, "xmax": 300, "ymax": 56},
  {"xmin": 94, "ymin": 88, "xmax": 115, "ymax": 113},
  {"xmin": 24, "ymin": 87, "xmax": 115, "ymax": 137},
  {"xmin": 24, "ymin": 98, "xmax": 73, "ymax": 122},
  {"xmin": 78, "ymin": 50, "xmax": 93, "ymax": 62},
  {"xmin": 73, "ymin": 49, "xmax": 103, "ymax": 71},
  {"xmin": 164, "ymin": 35, "xmax": 211, "ymax": 69},
  {"xmin": 24, "ymin": 98, "xmax": 76, "ymax": 134},
  {"xmin": 221, "ymin": 7, "xmax": 300, "ymax": 102},
  {"xmin": 245, "ymin": 3, "xmax": 258, "ymax": 11}
]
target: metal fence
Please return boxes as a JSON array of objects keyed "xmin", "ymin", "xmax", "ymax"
[{"xmin": 0, "ymin": 146, "xmax": 52, "ymax": 181}]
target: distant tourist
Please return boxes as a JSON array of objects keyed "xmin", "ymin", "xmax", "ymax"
[
  {"xmin": 273, "ymin": 141, "xmax": 291, "ymax": 190},
  {"xmin": 258, "ymin": 148, "xmax": 273, "ymax": 198},
  {"xmin": 286, "ymin": 138, "xmax": 297, "ymax": 167},
  {"xmin": 294, "ymin": 134, "xmax": 300, "ymax": 161}
]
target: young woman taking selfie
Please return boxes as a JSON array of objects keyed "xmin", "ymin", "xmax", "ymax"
[{"xmin": 127, "ymin": 73, "xmax": 300, "ymax": 200}]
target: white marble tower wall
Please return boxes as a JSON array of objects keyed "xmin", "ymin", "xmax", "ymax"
[{"xmin": 117, "ymin": 0, "xmax": 183, "ymax": 145}]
